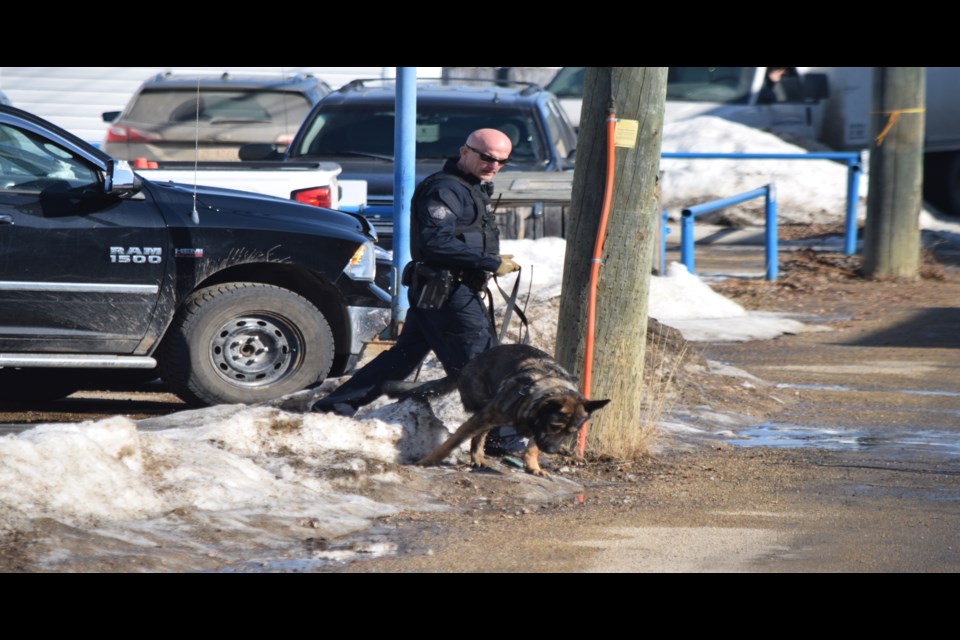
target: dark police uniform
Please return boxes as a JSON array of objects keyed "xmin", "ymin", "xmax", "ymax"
[{"xmin": 312, "ymin": 158, "xmax": 501, "ymax": 415}]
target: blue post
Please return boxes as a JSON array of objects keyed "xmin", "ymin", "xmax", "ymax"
[
  {"xmin": 680, "ymin": 210, "xmax": 695, "ymax": 274},
  {"xmin": 660, "ymin": 210, "xmax": 668, "ymax": 275},
  {"xmin": 765, "ymin": 184, "xmax": 778, "ymax": 281},
  {"xmin": 844, "ymin": 154, "xmax": 862, "ymax": 256},
  {"xmin": 392, "ymin": 67, "xmax": 416, "ymax": 330}
]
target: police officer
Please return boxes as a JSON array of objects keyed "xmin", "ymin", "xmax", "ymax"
[{"xmin": 312, "ymin": 128, "xmax": 519, "ymax": 417}]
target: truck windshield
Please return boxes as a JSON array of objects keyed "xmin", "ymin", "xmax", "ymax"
[
  {"xmin": 128, "ymin": 88, "xmax": 313, "ymax": 125},
  {"xmin": 293, "ymin": 104, "xmax": 548, "ymax": 167},
  {"xmin": 546, "ymin": 66, "xmax": 757, "ymax": 107},
  {"xmin": 666, "ymin": 67, "xmax": 756, "ymax": 104}
]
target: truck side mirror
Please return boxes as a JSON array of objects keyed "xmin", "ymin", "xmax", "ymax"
[
  {"xmin": 106, "ymin": 160, "xmax": 140, "ymax": 195},
  {"xmin": 102, "ymin": 110, "xmax": 121, "ymax": 123},
  {"xmin": 802, "ymin": 73, "xmax": 830, "ymax": 102}
]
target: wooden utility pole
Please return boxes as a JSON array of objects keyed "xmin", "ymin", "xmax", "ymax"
[
  {"xmin": 555, "ymin": 67, "xmax": 667, "ymax": 457},
  {"xmin": 863, "ymin": 67, "xmax": 924, "ymax": 279}
]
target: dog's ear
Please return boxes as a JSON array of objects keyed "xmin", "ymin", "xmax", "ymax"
[{"xmin": 584, "ymin": 398, "xmax": 611, "ymax": 414}]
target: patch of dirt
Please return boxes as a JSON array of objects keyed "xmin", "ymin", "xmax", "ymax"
[{"xmin": 710, "ymin": 238, "xmax": 950, "ymax": 318}]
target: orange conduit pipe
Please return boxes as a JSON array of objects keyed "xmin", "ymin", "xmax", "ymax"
[{"xmin": 577, "ymin": 109, "xmax": 617, "ymax": 459}]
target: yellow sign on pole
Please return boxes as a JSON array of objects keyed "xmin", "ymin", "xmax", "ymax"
[{"xmin": 614, "ymin": 119, "xmax": 639, "ymax": 148}]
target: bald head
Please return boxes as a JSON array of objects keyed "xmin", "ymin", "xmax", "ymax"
[
  {"xmin": 467, "ymin": 129, "xmax": 512, "ymax": 154},
  {"xmin": 458, "ymin": 128, "xmax": 513, "ymax": 181}
]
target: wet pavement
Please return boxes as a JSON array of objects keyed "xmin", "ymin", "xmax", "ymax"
[
  {"xmin": 703, "ymin": 311, "xmax": 960, "ymax": 446},
  {"xmin": 683, "ymin": 226, "xmax": 960, "ymax": 473}
]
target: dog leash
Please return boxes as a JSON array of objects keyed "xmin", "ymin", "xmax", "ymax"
[{"xmin": 492, "ymin": 268, "xmax": 530, "ymax": 345}]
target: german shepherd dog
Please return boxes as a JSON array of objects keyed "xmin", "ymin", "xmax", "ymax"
[{"xmin": 415, "ymin": 344, "xmax": 610, "ymax": 476}]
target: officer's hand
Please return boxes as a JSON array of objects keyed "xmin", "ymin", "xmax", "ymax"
[{"xmin": 496, "ymin": 255, "xmax": 521, "ymax": 277}]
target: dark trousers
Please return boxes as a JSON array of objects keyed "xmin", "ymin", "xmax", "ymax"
[{"xmin": 315, "ymin": 282, "xmax": 494, "ymax": 410}]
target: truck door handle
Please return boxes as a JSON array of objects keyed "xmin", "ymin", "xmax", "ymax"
[{"xmin": 0, "ymin": 215, "xmax": 13, "ymax": 225}]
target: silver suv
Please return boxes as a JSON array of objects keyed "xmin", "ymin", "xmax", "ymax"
[{"xmin": 101, "ymin": 72, "xmax": 330, "ymax": 162}]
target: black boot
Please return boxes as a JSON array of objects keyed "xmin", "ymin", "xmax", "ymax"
[{"xmin": 311, "ymin": 399, "xmax": 359, "ymax": 417}]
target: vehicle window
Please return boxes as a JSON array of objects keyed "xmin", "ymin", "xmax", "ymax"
[
  {"xmin": 548, "ymin": 66, "xmax": 757, "ymax": 104},
  {"xmin": 127, "ymin": 89, "xmax": 313, "ymax": 125},
  {"xmin": 0, "ymin": 123, "xmax": 100, "ymax": 192},
  {"xmin": 757, "ymin": 67, "xmax": 804, "ymax": 104},
  {"xmin": 666, "ymin": 67, "xmax": 755, "ymax": 103},
  {"xmin": 544, "ymin": 100, "xmax": 575, "ymax": 161},
  {"xmin": 296, "ymin": 104, "xmax": 548, "ymax": 165},
  {"xmin": 546, "ymin": 67, "xmax": 584, "ymax": 99}
]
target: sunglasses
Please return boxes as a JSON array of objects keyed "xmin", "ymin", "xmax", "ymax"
[{"xmin": 465, "ymin": 144, "xmax": 510, "ymax": 165}]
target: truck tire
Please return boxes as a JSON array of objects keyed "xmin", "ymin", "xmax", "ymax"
[{"xmin": 158, "ymin": 283, "xmax": 335, "ymax": 406}]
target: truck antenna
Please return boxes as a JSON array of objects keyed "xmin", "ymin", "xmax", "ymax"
[{"xmin": 192, "ymin": 78, "xmax": 200, "ymax": 224}]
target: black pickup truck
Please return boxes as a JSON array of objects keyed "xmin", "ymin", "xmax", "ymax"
[{"xmin": 0, "ymin": 105, "xmax": 390, "ymax": 406}]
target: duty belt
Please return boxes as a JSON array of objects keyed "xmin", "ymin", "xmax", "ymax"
[{"xmin": 455, "ymin": 268, "xmax": 491, "ymax": 292}]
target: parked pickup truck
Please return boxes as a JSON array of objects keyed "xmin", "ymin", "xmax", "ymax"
[
  {"xmin": 262, "ymin": 78, "xmax": 579, "ymax": 249},
  {"xmin": 132, "ymin": 158, "xmax": 368, "ymax": 211},
  {"xmin": 0, "ymin": 104, "xmax": 391, "ymax": 407}
]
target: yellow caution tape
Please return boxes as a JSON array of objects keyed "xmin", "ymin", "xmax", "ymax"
[{"xmin": 873, "ymin": 108, "xmax": 925, "ymax": 146}]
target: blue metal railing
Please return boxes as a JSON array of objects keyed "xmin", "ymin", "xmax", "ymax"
[
  {"xmin": 679, "ymin": 184, "xmax": 778, "ymax": 281},
  {"xmin": 343, "ymin": 151, "xmax": 862, "ymax": 260},
  {"xmin": 659, "ymin": 210, "xmax": 669, "ymax": 275},
  {"xmin": 662, "ymin": 151, "xmax": 862, "ymax": 256}
]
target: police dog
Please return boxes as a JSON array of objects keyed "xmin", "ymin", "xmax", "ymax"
[{"xmin": 416, "ymin": 344, "xmax": 610, "ymax": 477}]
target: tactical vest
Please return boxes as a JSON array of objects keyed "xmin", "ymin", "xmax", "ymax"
[{"xmin": 409, "ymin": 171, "xmax": 500, "ymax": 262}]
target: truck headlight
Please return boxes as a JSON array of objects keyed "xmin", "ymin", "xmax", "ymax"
[{"xmin": 343, "ymin": 240, "xmax": 376, "ymax": 281}]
